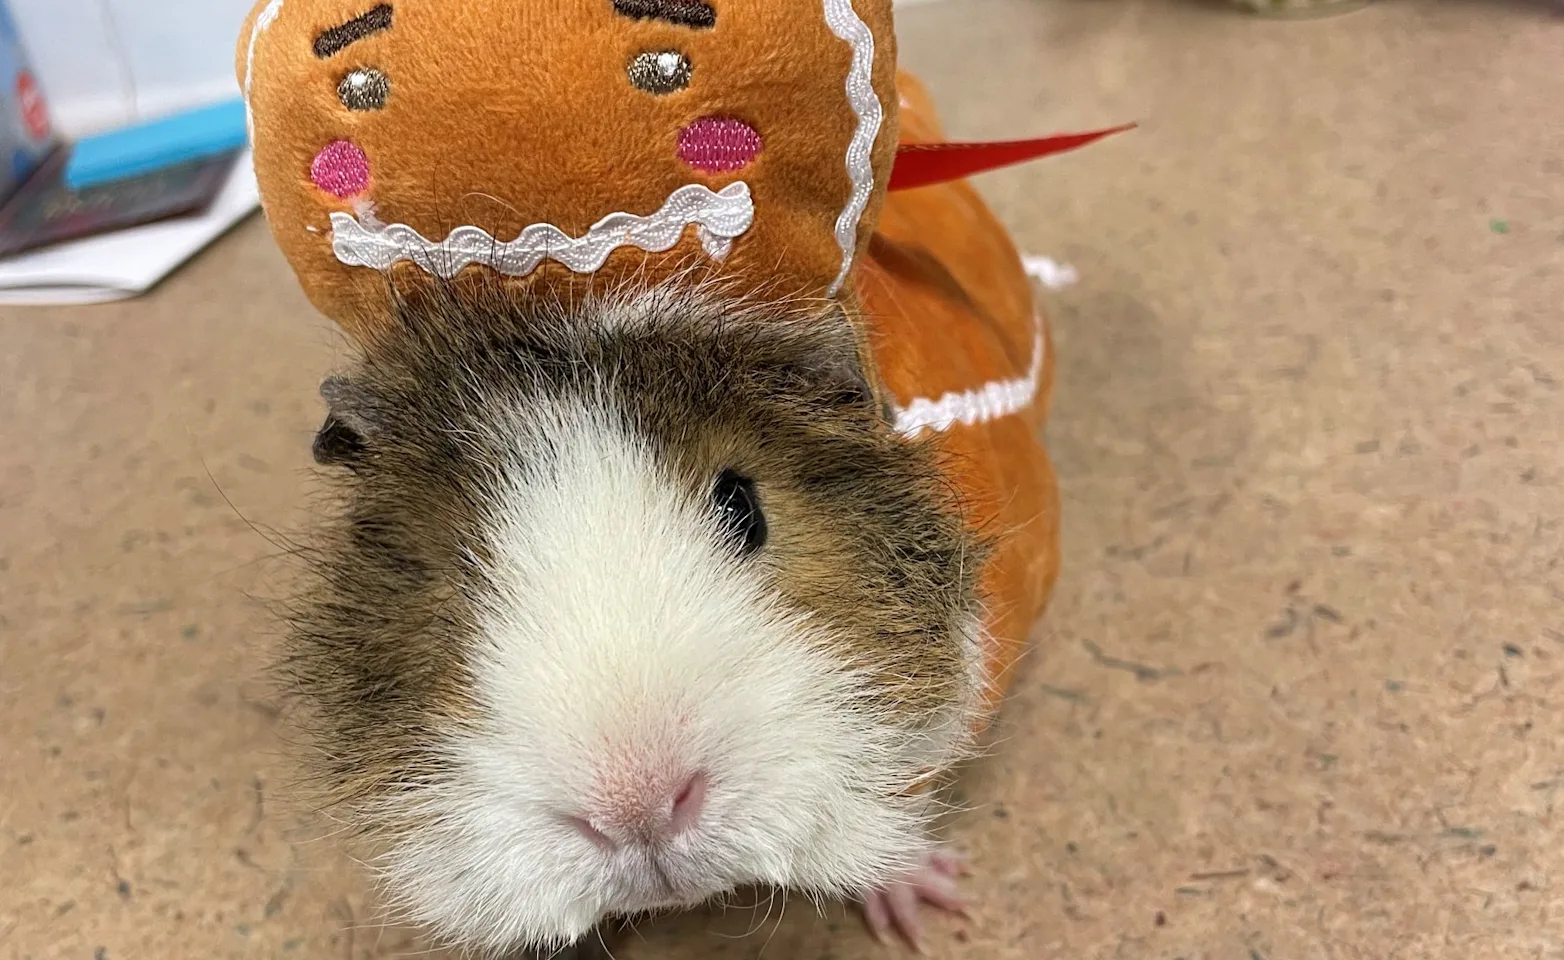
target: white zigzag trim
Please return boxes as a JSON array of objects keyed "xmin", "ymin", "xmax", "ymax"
[
  {"xmin": 243, "ymin": 0, "xmax": 285, "ymax": 142},
  {"xmin": 329, "ymin": 182, "xmax": 755, "ymax": 279},
  {"xmin": 1020, "ymin": 254, "xmax": 1079, "ymax": 290},
  {"xmin": 823, "ymin": 0, "xmax": 883, "ymax": 297},
  {"xmin": 893, "ymin": 317, "xmax": 1046, "ymax": 438}
]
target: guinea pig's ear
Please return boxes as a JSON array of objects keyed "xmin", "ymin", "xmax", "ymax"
[
  {"xmin": 313, "ymin": 375, "xmax": 377, "ymax": 469},
  {"xmin": 794, "ymin": 304, "xmax": 893, "ymax": 421}
]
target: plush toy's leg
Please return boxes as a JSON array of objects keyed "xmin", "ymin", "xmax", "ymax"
[{"xmin": 860, "ymin": 848, "xmax": 971, "ymax": 952}]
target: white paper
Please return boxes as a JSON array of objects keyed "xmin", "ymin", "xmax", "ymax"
[{"xmin": 0, "ymin": 149, "xmax": 261, "ymax": 305}]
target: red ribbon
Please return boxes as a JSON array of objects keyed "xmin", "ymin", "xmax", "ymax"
[{"xmin": 888, "ymin": 124, "xmax": 1136, "ymax": 192}]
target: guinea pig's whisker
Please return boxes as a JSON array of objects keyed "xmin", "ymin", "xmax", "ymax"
[{"xmin": 737, "ymin": 886, "xmax": 781, "ymax": 941}]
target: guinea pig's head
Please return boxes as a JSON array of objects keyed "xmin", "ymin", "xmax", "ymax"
[{"xmin": 283, "ymin": 282, "xmax": 987, "ymax": 954}]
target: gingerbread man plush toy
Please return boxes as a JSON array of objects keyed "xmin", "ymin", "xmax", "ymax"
[{"xmin": 238, "ymin": 1, "xmax": 1126, "ymax": 954}]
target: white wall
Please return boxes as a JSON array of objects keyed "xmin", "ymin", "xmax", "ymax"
[
  {"xmin": 9, "ymin": 0, "xmax": 940, "ymax": 138},
  {"xmin": 8, "ymin": 0, "xmax": 254, "ymax": 137}
]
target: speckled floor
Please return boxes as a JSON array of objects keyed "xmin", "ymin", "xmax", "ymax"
[{"xmin": 5, "ymin": 1, "xmax": 1563, "ymax": 958}]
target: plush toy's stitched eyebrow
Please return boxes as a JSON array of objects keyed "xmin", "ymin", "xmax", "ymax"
[
  {"xmin": 314, "ymin": 4, "xmax": 394, "ymax": 59},
  {"xmin": 612, "ymin": 0, "xmax": 716, "ymax": 29}
]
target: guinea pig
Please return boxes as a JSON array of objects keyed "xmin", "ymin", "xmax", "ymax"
[{"xmin": 281, "ymin": 280, "xmax": 993, "ymax": 956}]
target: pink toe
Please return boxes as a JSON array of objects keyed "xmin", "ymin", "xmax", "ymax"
[
  {"xmin": 913, "ymin": 871, "xmax": 970, "ymax": 916},
  {"xmin": 863, "ymin": 849, "xmax": 974, "ymax": 951},
  {"xmin": 887, "ymin": 883, "xmax": 926, "ymax": 952},
  {"xmin": 864, "ymin": 892, "xmax": 892, "ymax": 944},
  {"xmin": 930, "ymin": 849, "xmax": 970, "ymax": 877}
]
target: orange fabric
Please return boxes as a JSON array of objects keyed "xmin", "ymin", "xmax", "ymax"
[
  {"xmin": 237, "ymin": 0, "xmax": 899, "ymax": 341},
  {"xmin": 858, "ymin": 71, "xmax": 1060, "ymax": 727}
]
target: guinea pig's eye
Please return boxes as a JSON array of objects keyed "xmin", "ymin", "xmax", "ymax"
[
  {"xmin": 338, "ymin": 67, "xmax": 390, "ymax": 111},
  {"xmin": 628, "ymin": 50, "xmax": 692, "ymax": 95},
  {"xmin": 711, "ymin": 469, "xmax": 766, "ymax": 556}
]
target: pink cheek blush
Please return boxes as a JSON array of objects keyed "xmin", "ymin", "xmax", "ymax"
[
  {"xmin": 677, "ymin": 116, "xmax": 762, "ymax": 173},
  {"xmin": 311, "ymin": 140, "xmax": 371, "ymax": 198}
]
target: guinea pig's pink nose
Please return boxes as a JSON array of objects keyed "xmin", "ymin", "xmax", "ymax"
[{"xmin": 572, "ymin": 770, "xmax": 708, "ymax": 851}]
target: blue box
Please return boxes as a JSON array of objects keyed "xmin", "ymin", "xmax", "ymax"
[{"xmin": 65, "ymin": 98, "xmax": 248, "ymax": 192}]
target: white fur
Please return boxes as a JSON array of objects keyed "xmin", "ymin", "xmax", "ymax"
[{"xmin": 367, "ymin": 391, "xmax": 961, "ymax": 953}]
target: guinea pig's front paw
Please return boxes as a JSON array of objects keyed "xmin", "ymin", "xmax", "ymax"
[{"xmin": 860, "ymin": 848, "xmax": 972, "ymax": 952}]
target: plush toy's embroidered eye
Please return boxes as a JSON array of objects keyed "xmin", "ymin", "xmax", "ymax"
[
  {"xmin": 712, "ymin": 470, "xmax": 766, "ymax": 556},
  {"xmin": 628, "ymin": 50, "xmax": 692, "ymax": 95},
  {"xmin": 338, "ymin": 68, "xmax": 390, "ymax": 111}
]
